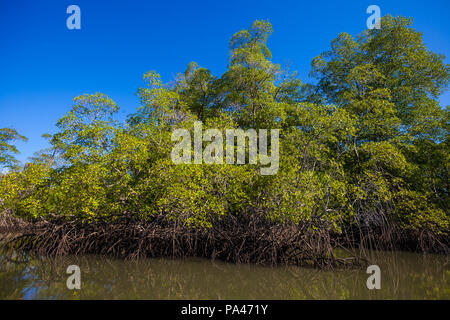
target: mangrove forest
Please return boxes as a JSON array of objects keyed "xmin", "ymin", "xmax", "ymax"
[{"xmin": 0, "ymin": 16, "xmax": 449, "ymax": 268}]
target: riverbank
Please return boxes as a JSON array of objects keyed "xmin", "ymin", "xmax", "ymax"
[
  {"xmin": 0, "ymin": 214, "xmax": 349, "ymax": 268},
  {"xmin": 1, "ymin": 214, "xmax": 448, "ymax": 268}
]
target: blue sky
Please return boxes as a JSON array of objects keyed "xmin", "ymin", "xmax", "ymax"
[{"xmin": 1, "ymin": 0, "xmax": 449, "ymax": 163}]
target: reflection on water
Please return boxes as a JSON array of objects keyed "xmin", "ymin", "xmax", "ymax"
[{"xmin": 0, "ymin": 247, "xmax": 448, "ymax": 299}]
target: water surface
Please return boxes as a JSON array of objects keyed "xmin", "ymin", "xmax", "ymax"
[{"xmin": 0, "ymin": 248, "xmax": 448, "ymax": 299}]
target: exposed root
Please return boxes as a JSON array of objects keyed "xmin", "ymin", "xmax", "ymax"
[
  {"xmin": 0, "ymin": 214, "xmax": 361, "ymax": 268},
  {"xmin": 1, "ymin": 214, "xmax": 446, "ymax": 268}
]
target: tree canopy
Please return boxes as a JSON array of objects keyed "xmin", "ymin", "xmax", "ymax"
[{"xmin": 1, "ymin": 18, "xmax": 448, "ymax": 249}]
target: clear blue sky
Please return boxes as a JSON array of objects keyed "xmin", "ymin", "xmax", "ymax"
[{"xmin": 1, "ymin": 0, "xmax": 449, "ymax": 163}]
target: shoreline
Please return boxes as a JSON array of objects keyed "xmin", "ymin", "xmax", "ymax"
[{"xmin": 1, "ymin": 214, "xmax": 447, "ymax": 268}]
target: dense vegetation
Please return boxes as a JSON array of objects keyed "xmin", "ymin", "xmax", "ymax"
[{"xmin": 1, "ymin": 16, "xmax": 449, "ymax": 265}]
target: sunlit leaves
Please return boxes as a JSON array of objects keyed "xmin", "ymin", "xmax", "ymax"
[{"xmin": 0, "ymin": 128, "xmax": 27, "ymax": 170}]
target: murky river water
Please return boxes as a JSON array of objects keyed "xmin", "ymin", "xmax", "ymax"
[{"xmin": 0, "ymin": 248, "xmax": 448, "ymax": 299}]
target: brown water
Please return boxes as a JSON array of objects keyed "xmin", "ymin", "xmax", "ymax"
[{"xmin": 0, "ymin": 248, "xmax": 448, "ymax": 299}]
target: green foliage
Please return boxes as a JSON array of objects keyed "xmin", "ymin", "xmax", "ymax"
[
  {"xmin": 0, "ymin": 17, "xmax": 448, "ymax": 242},
  {"xmin": 311, "ymin": 15, "xmax": 449, "ymax": 236},
  {"xmin": 53, "ymin": 93, "xmax": 119, "ymax": 163},
  {"xmin": 0, "ymin": 162, "xmax": 50, "ymax": 218},
  {"xmin": 0, "ymin": 128, "xmax": 27, "ymax": 170}
]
